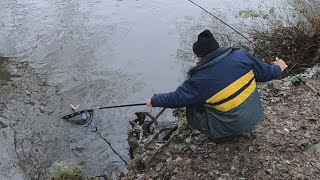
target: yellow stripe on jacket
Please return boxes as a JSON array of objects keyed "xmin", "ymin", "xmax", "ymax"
[{"xmin": 205, "ymin": 70, "xmax": 256, "ymax": 112}]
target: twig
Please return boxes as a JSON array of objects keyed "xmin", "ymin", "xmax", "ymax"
[
  {"xmin": 162, "ymin": 125, "xmax": 178, "ymax": 141},
  {"xmin": 144, "ymin": 135, "xmax": 174, "ymax": 167},
  {"xmin": 144, "ymin": 126, "xmax": 179, "ymax": 167},
  {"xmin": 156, "ymin": 108, "xmax": 167, "ymax": 119},
  {"xmin": 142, "ymin": 108, "xmax": 166, "ymax": 125},
  {"xmin": 143, "ymin": 112, "xmax": 156, "ymax": 123},
  {"xmin": 144, "ymin": 127, "xmax": 172, "ymax": 148}
]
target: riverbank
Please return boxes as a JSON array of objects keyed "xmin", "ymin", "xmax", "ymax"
[{"xmin": 123, "ymin": 67, "xmax": 320, "ymax": 180}]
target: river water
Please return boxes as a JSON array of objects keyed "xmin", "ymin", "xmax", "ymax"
[{"xmin": 0, "ymin": 0, "xmax": 283, "ymax": 179}]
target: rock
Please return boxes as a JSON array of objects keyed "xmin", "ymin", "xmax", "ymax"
[{"xmin": 185, "ymin": 137, "xmax": 191, "ymax": 143}]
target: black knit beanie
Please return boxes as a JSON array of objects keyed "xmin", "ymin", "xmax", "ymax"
[{"xmin": 193, "ymin": 30, "xmax": 219, "ymax": 57}]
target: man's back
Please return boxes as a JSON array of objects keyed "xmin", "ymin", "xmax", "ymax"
[{"xmin": 185, "ymin": 47, "xmax": 280, "ymax": 138}]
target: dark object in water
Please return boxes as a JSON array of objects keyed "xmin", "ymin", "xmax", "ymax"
[{"xmin": 0, "ymin": 121, "xmax": 8, "ymax": 128}]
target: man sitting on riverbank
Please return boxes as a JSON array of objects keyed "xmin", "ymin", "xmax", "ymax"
[{"xmin": 147, "ymin": 29, "xmax": 288, "ymax": 143}]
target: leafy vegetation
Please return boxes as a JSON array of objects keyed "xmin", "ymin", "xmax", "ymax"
[
  {"xmin": 48, "ymin": 162, "xmax": 86, "ymax": 180},
  {"xmin": 239, "ymin": 9, "xmax": 270, "ymax": 19}
]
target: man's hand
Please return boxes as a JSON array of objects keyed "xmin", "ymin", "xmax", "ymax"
[
  {"xmin": 146, "ymin": 99, "xmax": 153, "ymax": 107},
  {"xmin": 273, "ymin": 57, "xmax": 288, "ymax": 72}
]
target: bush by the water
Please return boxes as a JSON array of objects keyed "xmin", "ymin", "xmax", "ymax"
[
  {"xmin": 48, "ymin": 162, "xmax": 86, "ymax": 180},
  {"xmin": 244, "ymin": 0, "xmax": 320, "ymax": 74}
]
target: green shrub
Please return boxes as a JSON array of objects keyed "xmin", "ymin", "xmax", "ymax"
[
  {"xmin": 48, "ymin": 162, "xmax": 85, "ymax": 180},
  {"xmin": 239, "ymin": 9, "xmax": 269, "ymax": 19}
]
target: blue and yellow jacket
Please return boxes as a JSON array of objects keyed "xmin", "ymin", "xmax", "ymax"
[{"xmin": 151, "ymin": 47, "xmax": 281, "ymax": 138}]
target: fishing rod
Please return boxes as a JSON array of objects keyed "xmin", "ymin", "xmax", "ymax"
[
  {"xmin": 188, "ymin": 0, "xmax": 320, "ymax": 96},
  {"xmin": 61, "ymin": 103, "xmax": 146, "ymax": 120}
]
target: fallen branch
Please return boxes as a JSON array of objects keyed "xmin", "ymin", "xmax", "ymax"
[
  {"xmin": 144, "ymin": 127, "xmax": 172, "ymax": 148},
  {"xmin": 144, "ymin": 126, "xmax": 179, "ymax": 167},
  {"xmin": 162, "ymin": 125, "xmax": 178, "ymax": 141},
  {"xmin": 144, "ymin": 136, "xmax": 174, "ymax": 168}
]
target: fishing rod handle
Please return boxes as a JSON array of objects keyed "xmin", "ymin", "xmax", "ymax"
[{"xmin": 98, "ymin": 103, "xmax": 146, "ymax": 110}]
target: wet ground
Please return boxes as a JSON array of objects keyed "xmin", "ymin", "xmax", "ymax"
[{"xmin": 0, "ymin": 0, "xmax": 282, "ymax": 179}]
